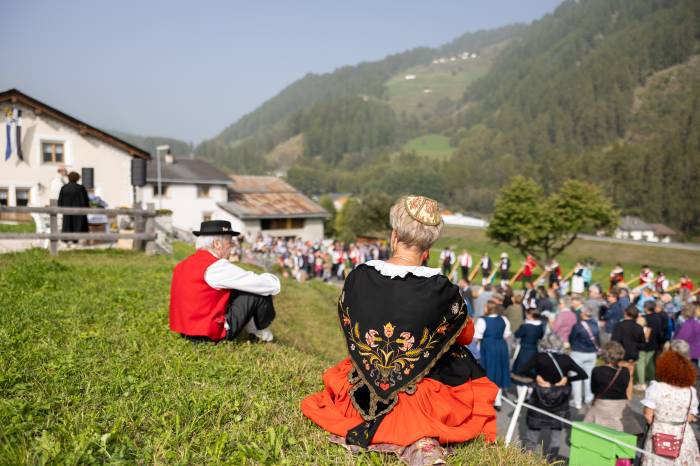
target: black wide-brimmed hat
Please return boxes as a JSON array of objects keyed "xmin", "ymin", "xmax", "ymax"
[{"xmin": 192, "ymin": 220, "xmax": 240, "ymax": 237}]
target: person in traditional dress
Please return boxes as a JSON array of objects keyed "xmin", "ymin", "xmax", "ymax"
[
  {"xmin": 169, "ymin": 220, "xmax": 280, "ymax": 343},
  {"xmin": 57, "ymin": 171, "xmax": 90, "ymax": 244},
  {"xmin": 609, "ymin": 264, "xmax": 625, "ymax": 291},
  {"xmin": 480, "ymin": 252, "xmax": 492, "ymax": 285},
  {"xmin": 522, "ymin": 255, "xmax": 538, "ymax": 288},
  {"xmin": 546, "ymin": 259, "xmax": 562, "ymax": 287},
  {"xmin": 49, "ymin": 166, "xmax": 68, "ymax": 201},
  {"xmin": 439, "ymin": 246, "xmax": 454, "ymax": 276},
  {"xmin": 640, "ymin": 265, "xmax": 655, "ymax": 288},
  {"xmin": 474, "ymin": 300, "xmax": 512, "ymax": 409},
  {"xmin": 679, "ymin": 275, "xmax": 694, "ymax": 292},
  {"xmin": 498, "ymin": 252, "xmax": 510, "ymax": 286},
  {"xmin": 301, "ymin": 196, "xmax": 497, "ymax": 465},
  {"xmin": 458, "ymin": 249, "xmax": 472, "ymax": 281},
  {"xmin": 511, "ymin": 307, "xmax": 545, "ymax": 398}
]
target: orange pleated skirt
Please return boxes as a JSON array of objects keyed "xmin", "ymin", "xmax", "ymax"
[{"xmin": 301, "ymin": 358, "xmax": 499, "ymax": 446}]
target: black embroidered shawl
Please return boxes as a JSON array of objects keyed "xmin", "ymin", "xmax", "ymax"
[{"xmin": 338, "ymin": 264, "xmax": 471, "ymax": 427}]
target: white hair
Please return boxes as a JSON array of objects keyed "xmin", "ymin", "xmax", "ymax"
[{"xmin": 195, "ymin": 235, "xmax": 228, "ymax": 250}]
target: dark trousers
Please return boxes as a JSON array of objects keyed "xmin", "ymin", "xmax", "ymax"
[
  {"xmin": 460, "ymin": 266, "xmax": 469, "ymax": 280},
  {"xmin": 225, "ymin": 291, "xmax": 276, "ymax": 341}
]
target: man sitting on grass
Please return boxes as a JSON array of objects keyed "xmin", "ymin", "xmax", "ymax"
[{"xmin": 169, "ymin": 220, "xmax": 280, "ymax": 343}]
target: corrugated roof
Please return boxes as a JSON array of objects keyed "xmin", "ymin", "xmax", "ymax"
[
  {"xmin": 146, "ymin": 158, "xmax": 231, "ymax": 184},
  {"xmin": 219, "ymin": 175, "xmax": 329, "ymax": 219},
  {"xmin": 229, "ymin": 175, "xmax": 294, "ymax": 193}
]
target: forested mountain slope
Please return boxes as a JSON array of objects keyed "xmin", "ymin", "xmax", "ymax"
[{"xmin": 192, "ymin": 0, "xmax": 700, "ymax": 237}]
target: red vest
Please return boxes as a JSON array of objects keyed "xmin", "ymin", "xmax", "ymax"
[{"xmin": 169, "ymin": 250, "xmax": 230, "ymax": 341}]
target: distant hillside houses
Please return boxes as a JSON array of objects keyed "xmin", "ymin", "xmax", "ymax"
[
  {"xmin": 431, "ymin": 51, "xmax": 478, "ymax": 64},
  {"xmin": 613, "ymin": 215, "xmax": 676, "ymax": 243}
]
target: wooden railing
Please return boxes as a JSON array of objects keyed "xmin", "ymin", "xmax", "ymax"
[{"xmin": 0, "ymin": 200, "xmax": 158, "ymax": 256}]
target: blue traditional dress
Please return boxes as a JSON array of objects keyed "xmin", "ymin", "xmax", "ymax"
[
  {"xmin": 511, "ymin": 320, "xmax": 545, "ymax": 378},
  {"xmin": 475, "ymin": 315, "xmax": 512, "ymax": 389}
]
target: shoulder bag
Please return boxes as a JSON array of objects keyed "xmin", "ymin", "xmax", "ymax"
[{"xmin": 651, "ymin": 387, "xmax": 692, "ymax": 459}]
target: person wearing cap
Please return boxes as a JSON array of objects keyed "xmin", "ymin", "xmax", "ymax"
[
  {"xmin": 169, "ymin": 220, "xmax": 280, "ymax": 343},
  {"xmin": 301, "ymin": 195, "xmax": 497, "ymax": 463}
]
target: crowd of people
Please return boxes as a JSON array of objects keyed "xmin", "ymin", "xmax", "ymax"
[
  {"xmin": 171, "ymin": 195, "xmax": 699, "ymax": 465},
  {"xmin": 460, "ymin": 260, "xmax": 699, "ymax": 463}
]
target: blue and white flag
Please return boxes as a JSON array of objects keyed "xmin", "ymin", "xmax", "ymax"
[{"xmin": 4, "ymin": 107, "xmax": 22, "ymax": 161}]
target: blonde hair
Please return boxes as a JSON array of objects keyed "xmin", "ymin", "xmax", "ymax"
[{"xmin": 389, "ymin": 196, "xmax": 443, "ymax": 251}]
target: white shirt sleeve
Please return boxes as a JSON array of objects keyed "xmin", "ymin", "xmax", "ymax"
[
  {"xmin": 502, "ymin": 315, "xmax": 512, "ymax": 339},
  {"xmin": 473, "ymin": 318, "xmax": 486, "ymax": 340},
  {"xmin": 204, "ymin": 259, "xmax": 281, "ymax": 296},
  {"xmin": 640, "ymin": 381, "xmax": 660, "ymax": 410}
]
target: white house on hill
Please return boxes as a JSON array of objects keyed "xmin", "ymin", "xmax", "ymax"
[
  {"xmin": 217, "ymin": 175, "xmax": 329, "ymax": 242},
  {"xmin": 142, "ymin": 156, "xmax": 231, "ymax": 232},
  {"xmin": 614, "ymin": 215, "xmax": 676, "ymax": 243},
  {"xmin": 0, "ymin": 88, "xmax": 150, "ymax": 213}
]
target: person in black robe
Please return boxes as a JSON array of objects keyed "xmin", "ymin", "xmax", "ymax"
[{"xmin": 58, "ymin": 171, "xmax": 90, "ymax": 241}]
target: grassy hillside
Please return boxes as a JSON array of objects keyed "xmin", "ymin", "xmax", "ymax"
[
  {"xmin": 0, "ymin": 245, "xmax": 544, "ymax": 465},
  {"xmin": 402, "ymin": 134, "xmax": 454, "ymax": 159},
  {"xmin": 386, "ymin": 41, "xmax": 504, "ymax": 118},
  {"xmin": 432, "ymin": 227, "xmax": 700, "ymax": 285}
]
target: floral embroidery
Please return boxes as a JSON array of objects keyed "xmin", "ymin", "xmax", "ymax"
[{"xmin": 340, "ymin": 302, "xmax": 464, "ymax": 390}]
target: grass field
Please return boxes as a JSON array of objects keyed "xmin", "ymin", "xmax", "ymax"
[
  {"xmin": 0, "ymin": 221, "xmax": 35, "ymax": 233},
  {"xmin": 0, "ymin": 243, "xmax": 545, "ymax": 465},
  {"xmin": 432, "ymin": 227, "xmax": 700, "ymax": 286},
  {"xmin": 385, "ymin": 60, "xmax": 490, "ymax": 117},
  {"xmin": 402, "ymin": 134, "xmax": 454, "ymax": 159}
]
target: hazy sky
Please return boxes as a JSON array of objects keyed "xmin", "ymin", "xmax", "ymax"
[{"xmin": 3, "ymin": 0, "xmax": 562, "ymax": 143}]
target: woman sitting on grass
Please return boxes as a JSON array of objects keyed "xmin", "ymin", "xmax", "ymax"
[{"xmin": 301, "ymin": 196, "xmax": 498, "ymax": 465}]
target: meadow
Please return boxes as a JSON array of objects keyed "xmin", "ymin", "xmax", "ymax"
[
  {"xmin": 0, "ymin": 243, "xmax": 545, "ymax": 465},
  {"xmin": 402, "ymin": 134, "xmax": 454, "ymax": 159}
]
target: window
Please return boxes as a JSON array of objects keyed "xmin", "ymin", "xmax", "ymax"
[
  {"xmin": 153, "ymin": 184, "xmax": 168, "ymax": 197},
  {"xmin": 42, "ymin": 142, "xmax": 64, "ymax": 163},
  {"xmin": 0, "ymin": 189, "xmax": 7, "ymax": 206},
  {"xmin": 202, "ymin": 212, "xmax": 212, "ymax": 222},
  {"xmin": 261, "ymin": 218, "xmax": 304, "ymax": 230},
  {"xmin": 15, "ymin": 188, "xmax": 30, "ymax": 207},
  {"xmin": 197, "ymin": 185, "xmax": 210, "ymax": 198}
]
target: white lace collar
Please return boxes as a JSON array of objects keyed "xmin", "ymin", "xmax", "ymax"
[{"xmin": 364, "ymin": 260, "xmax": 442, "ymax": 279}]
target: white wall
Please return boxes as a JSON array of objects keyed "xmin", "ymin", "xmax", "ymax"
[
  {"xmin": 614, "ymin": 229, "xmax": 659, "ymax": 242},
  {"xmin": 0, "ymin": 102, "xmax": 141, "ymax": 208},
  {"xmin": 215, "ymin": 213, "xmax": 325, "ymax": 242},
  {"xmin": 142, "ymin": 183, "xmax": 228, "ymax": 231}
]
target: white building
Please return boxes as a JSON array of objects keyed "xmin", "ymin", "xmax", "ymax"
[
  {"xmin": 442, "ymin": 213, "xmax": 488, "ymax": 229},
  {"xmin": 0, "ymin": 88, "xmax": 149, "ymax": 214},
  {"xmin": 217, "ymin": 175, "xmax": 329, "ymax": 242},
  {"xmin": 614, "ymin": 215, "xmax": 676, "ymax": 243},
  {"xmin": 142, "ymin": 156, "xmax": 231, "ymax": 232}
]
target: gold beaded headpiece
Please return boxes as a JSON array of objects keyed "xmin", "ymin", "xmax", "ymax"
[{"xmin": 404, "ymin": 195, "xmax": 442, "ymax": 226}]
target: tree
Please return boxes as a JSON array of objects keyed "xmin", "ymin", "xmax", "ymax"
[
  {"xmin": 335, "ymin": 193, "xmax": 393, "ymax": 241},
  {"xmin": 318, "ymin": 195, "xmax": 337, "ymax": 238},
  {"xmin": 487, "ymin": 176, "xmax": 618, "ymax": 261}
]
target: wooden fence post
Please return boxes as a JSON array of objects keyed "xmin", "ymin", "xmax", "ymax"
[
  {"xmin": 145, "ymin": 203, "xmax": 156, "ymax": 255},
  {"xmin": 133, "ymin": 202, "xmax": 143, "ymax": 251},
  {"xmin": 49, "ymin": 199, "xmax": 58, "ymax": 256}
]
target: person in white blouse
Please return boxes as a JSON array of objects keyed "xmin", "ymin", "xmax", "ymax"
[{"xmin": 169, "ymin": 221, "xmax": 280, "ymax": 343}]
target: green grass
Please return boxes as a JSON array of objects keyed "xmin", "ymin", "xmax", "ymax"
[
  {"xmin": 402, "ymin": 134, "xmax": 454, "ymax": 159},
  {"xmin": 385, "ymin": 60, "xmax": 490, "ymax": 117},
  {"xmin": 0, "ymin": 220, "xmax": 35, "ymax": 233},
  {"xmin": 431, "ymin": 227, "xmax": 700, "ymax": 285},
  {"xmin": 0, "ymin": 243, "xmax": 545, "ymax": 465}
]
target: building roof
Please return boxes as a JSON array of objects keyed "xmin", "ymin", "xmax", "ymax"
[
  {"xmin": 649, "ymin": 223, "xmax": 676, "ymax": 237},
  {"xmin": 617, "ymin": 215, "xmax": 652, "ymax": 232},
  {"xmin": 218, "ymin": 175, "xmax": 329, "ymax": 220},
  {"xmin": 0, "ymin": 88, "xmax": 150, "ymax": 159},
  {"xmin": 146, "ymin": 158, "xmax": 231, "ymax": 185}
]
